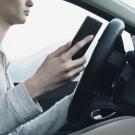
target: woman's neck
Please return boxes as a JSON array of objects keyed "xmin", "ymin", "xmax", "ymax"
[{"xmin": 0, "ymin": 19, "xmax": 10, "ymax": 45}]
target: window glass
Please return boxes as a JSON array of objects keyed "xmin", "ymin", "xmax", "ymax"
[
  {"xmin": 2, "ymin": 0, "xmax": 107, "ymax": 82},
  {"xmin": 119, "ymin": 0, "xmax": 135, "ymax": 10}
]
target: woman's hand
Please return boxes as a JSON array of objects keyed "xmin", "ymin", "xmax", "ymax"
[{"xmin": 25, "ymin": 35, "xmax": 93, "ymax": 99}]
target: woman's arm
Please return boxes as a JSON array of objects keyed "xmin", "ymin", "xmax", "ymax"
[
  {"xmin": 0, "ymin": 83, "xmax": 43, "ymax": 135},
  {"xmin": 11, "ymin": 94, "xmax": 73, "ymax": 135}
]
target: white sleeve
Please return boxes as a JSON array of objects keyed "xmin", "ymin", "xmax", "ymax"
[
  {"xmin": 0, "ymin": 83, "xmax": 43, "ymax": 135},
  {"xmin": 10, "ymin": 93, "xmax": 74, "ymax": 135}
]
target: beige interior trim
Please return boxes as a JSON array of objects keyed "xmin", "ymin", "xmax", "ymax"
[
  {"xmin": 82, "ymin": 0, "xmax": 135, "ymax": 29},
  {"xmin": 82, "ymin": 117, "xmax": 135, "ymax": 135},
  {"xmin": 70, "ymin": 116, "xmax": 135, "ymax": 135}
]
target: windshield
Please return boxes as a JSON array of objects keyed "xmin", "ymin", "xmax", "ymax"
[{"xmin": 119, "ymin": 0, "xmax": 135, "ymax": 10}]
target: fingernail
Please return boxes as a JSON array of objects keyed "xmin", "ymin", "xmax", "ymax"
[
  {"xmin": 66, "ymin": 41, "xmax": 72, "ymax": 47},
  {"xmin": 68, "ymin": 41, "xmax": 72, "ymax": 46},
  {"xmin": 89, "ymin": 35, "xmax": 94, "ymax": 39}
]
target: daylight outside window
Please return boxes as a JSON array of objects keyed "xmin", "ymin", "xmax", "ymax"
[
  {"xmin": 119, "ymin": 0, "xmax": 135, "ymax": 10},
  {"xmin": 2, "ymin": 0, "xmax": 107, "ymax": 82}
]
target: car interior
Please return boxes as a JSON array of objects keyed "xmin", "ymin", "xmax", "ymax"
[{"xmin": 36, "ymin": 0, "xmax": 135, "ymax": 134}]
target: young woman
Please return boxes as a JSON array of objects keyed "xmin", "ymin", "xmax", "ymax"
[{"xmin": 0, "ymin": 0, "xmax": 93, "ymax": 134}]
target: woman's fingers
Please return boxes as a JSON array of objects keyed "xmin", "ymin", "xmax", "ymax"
[
  {"xmin": 64, "ymin": 57, "xmax": 86, "ymax": 72},
  {"xmin": 65, "ymin": 65, "xmax": 85, "ymax": 81},
  {"xmin": 66, "ymin": 35, "xmax": 93, "ymax": 58},
  {"xmin": 71, "ymin": 57, "xmax": 86, "ymax": 69},
  {"xmin": 50, "ymin": 41, "xmax": 72, "ymax": 57}
]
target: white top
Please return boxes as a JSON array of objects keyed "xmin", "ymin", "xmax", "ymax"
[{"xmin": 0, "ymin": 50, "xmax": 73, "ymax": 135}]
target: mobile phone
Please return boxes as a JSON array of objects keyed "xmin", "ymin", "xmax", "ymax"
[{"xmin": 72, "ymin": 16, "xmax": 102, "ymax": 60}]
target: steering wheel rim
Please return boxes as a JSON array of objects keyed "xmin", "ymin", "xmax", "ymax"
[{"xmin": 68, "ymin": 18, "xmax": 125, "ymax": 124}]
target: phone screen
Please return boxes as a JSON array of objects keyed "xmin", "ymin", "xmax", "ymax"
[{"xmin": 72, "ymin": 16, "xmax": 102, "ymax": 60}]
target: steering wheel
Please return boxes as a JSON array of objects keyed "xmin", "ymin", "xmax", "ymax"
[{"xmin": 67, "ymin": 18, "xmax": 125, "ymax": 124}]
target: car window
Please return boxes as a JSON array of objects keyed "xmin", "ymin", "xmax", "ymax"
[
  {"xmin": 2, "ymin": 0, "xmax": 108, "ymax": 82},
  {"xmin": 119, "ymin": 0, "xmax": 135, "ymax": 10}
]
